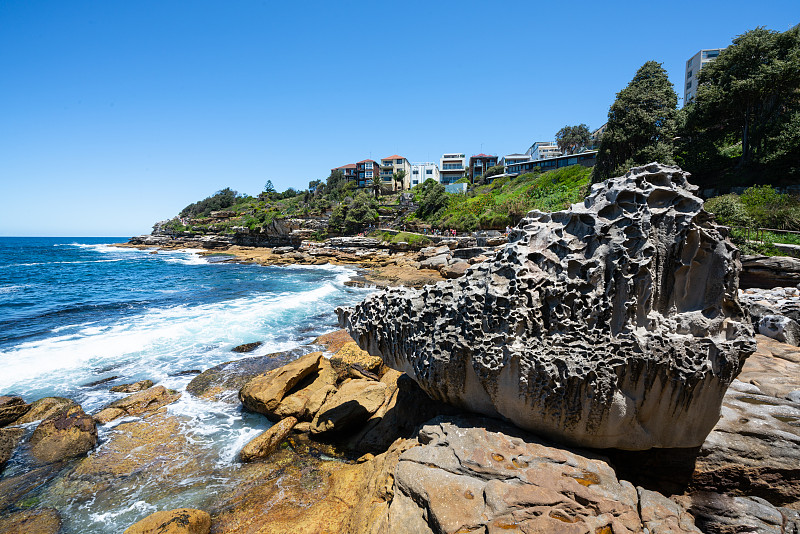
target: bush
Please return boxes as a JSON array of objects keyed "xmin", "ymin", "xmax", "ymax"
[
  {"xmin": 740, "ymin": 185, "xmax": 800, "ymax": 230},
  {"xmin": 180, "ymin": 188, "xmax": 242, "ymax": 218},
  {"xmin": 704, "ymin": 194, "xmax": 753, "ymax": 228},
  {"xmin": 479, "ymin": 212, "xmax": 511, "ymax": 229}
]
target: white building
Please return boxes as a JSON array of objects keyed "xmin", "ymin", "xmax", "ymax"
[
  {"xmin": 439, "ymin": 153, "xmax": 467, "ymax": 185},
  {"xmin": 684, "ymin": 48, "xmax": 724, "ymax": 105},
  {"xmin": 410, "ymin": 162, "xmax": 440, "ymax": 187},
  {"xmin": 526, "ymin": 141, "xmax": 561, "ymax": 161}
]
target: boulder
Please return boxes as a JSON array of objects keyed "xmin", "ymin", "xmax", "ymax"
[
  {"xmin": 677, "ymin": 493, "xmax": 799, "ymax": 534},
  {"xmin": 339, "ymin": 163, "xmax": 756, "ymax": 450},
  {"xmin": 0, "ymin": 508, "xmax": 61, "ymax": 534},
  {"xmin": 313, "ymin": 329, "xmax": 356, "ymax": 353},
  {"xmin": 440, "ymin": 260, "xmax": 469, "ymax": 279},
  {"xmin": 740, "ymin": 255, "xmax": 800, "ymax": 289},
  {"xmin": 0, "ymin": 427, "xmax": 24, "ymax": 471},
  {"xmin": 13, "ymin": 397, "xmax": 77, "ymax": 425},
  {"xmin": 231, "ymin": 341, "xmax": 263, "ymax": 353},
  {"xmin": 30, "ymin": 405, "xmax": 97, "ymax": 463},
  {"xmin": 0, "ymin": 396, "xmax": 30, "ymax": 427},
  {"xmin": 329, "ymin": 341, "xmax": 383, "ymax": 378},
  {"xmin": 239, "ymin": 352, "xmax": 323, "ymax": 417},
  {"xmin": 110, "ymin": 379, "xmax": 154, "ymax": 393},
  {"xmin": 239, "ymin": 416, "xmax": 298, "ymax": 462},
  {"xmin": 94, "ymin": 385, "xmax": 181, "ymax": 424},
  {"xmin": 124, "ymin": 508, "xmax": 211, "ymax": 534},
  {"xmin": 311, "ymin": 379, "xmax": 388, "ymax": 434},
  {"xmin": 418, "ymin": 253, "xmax": 449, "ymax": 270},
  {"xmin": 758, "ymin": 314, "xmax": 800, "ymax": 345},
  {"xmin": 273, "ymin": 357, "xmax": 338, "ymax": 420},
  {"xmin": 187, "ymin": 349, "xmax": 302, "ymax": 403},
  {"xmin": 382, "ymin": 416, "xmax": 700, "ymax": 534}
]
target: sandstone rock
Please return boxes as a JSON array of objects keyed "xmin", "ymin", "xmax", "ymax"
[
  {"xmin": 677, "ymin": 492, "xmax": 799, "ymax": 534},
  {"xmin": 339, "ymin": 163, "xmax": 756, "ymax": 450},
  {"xmin": 0, "ymin": 508, "xmax": 61, "ymax": 534},
  {"xmin": 239, "ymin": 352, "xmax": 322, "ymax": 417},
  {"xmin": 110, "ymin": 379, "xmax": 155, "ymax": 393},
  {"xmin": 329, "ymin": 341, "xmax": 383, "ymax": 378},
  {"xmin": 273, "ymin": 358, "xmax": 338, "ymax": 420},
  {"xmin": 759, "ymin": 314, "xmax": 800, "ymax": 345},
  {"xmin": 30, "ymin": 405, "xmax": 97, "ymax": 463},
  {"xmin": 418, "ymin": 253, "xmax": 449, "ymax": 270},
  {"xmin": 124, "ymin": 508, "xmax": 211, "ymax": 534},
  {"xmin": 13, "ymin": 397, "xmax": 77, "ymax": 425},
  {"xmin": 94, "ymin": 385, "xmax": 181, "ymax": 424},
  {"xmin": 187, "ymin": 349, "xmax": 302, "ymax": 403},
  {"xmin": 0, "ymin": 427, "xmax": 24, "ymax": 471},
  {"xmin": 0, "ymin": 396, "xmax": 30, "ymax": 427},
  {"xmin": 313, "ymin": 329, "xmax": 356, "ymax": 353},
  {"xmin": 311, "ymin": 379, "xmax": 388, "ymax": 434},
  {"xmin": 740, "ymin": 255, "xmax": 800, "ymax": 289},
  {"xmin": 382, "ymin": 416, "xmax": 700, "ymax": 534},
  {"xmin": 231, "ymin": 341, "xmax": 263, "ymax": 353},
  {"xmin": 239, "ymin": 416, "xmax": 298, "ymax": 462},
  {"xmin": 440, "ymin": 260, "xmax": 469, "ymax": 279},
  {"xmin": 468, "ymin": 254, "xmax": 488, "ymax": 264}
]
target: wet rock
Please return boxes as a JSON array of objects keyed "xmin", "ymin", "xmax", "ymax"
[
  {"xmin": 239, "ymin": 352, "xmax": 323, "ymax": 418},
  {"xmin": 14, "ymin": 397, "xmax": 78, "ymax": 425},
  {"xmin": 124, "ymin": 508, "xmax": 211, "ymax": 534},
  {"xmin": 94, "ymin": 385, "xmax": 181, "ymax": 424},
  {"xmin": 110, "ymin": 379, "xmax": 155, "ymax": 393},
  {"xmin": 0, "ymin": 427, "xmax": 24, "ymax": 471},
  {"xmin": 187, "ymin": 349, "xmax": 302, "ymax": 403},
  {"xmin": 339, "ymin": 163, "xmax": 756, "ymax": 450},
  {"xmin": 81, "ymin": 375, "xmax": 120, "ymax": 387},
  {"xmin": 759, "ymin": 314, "xmax": 800, "ymax": 345},
  {"xmin": 382, "ymin": 416, "xmax": 700, "ymax": 534},
  {"xmin": 0, "ymin": 508, "xmax": 62, "ymax": 534},
  {"xmin": 310, "ymin": 379, "xmax": 388, "ymax": 434},
  {"xmin": 0, "ymin": 396, "xmax": 30, "ymax": 427},
  {"xmin": 30, "ymin": 405, "xmax": 97, "ymax": 463},
  {"xmin": 231, "ymin": 341, "xmax": 263, "ymax": 353},
  {"xmin": 239, "ymin": 416, "xmax": 298, "ymax": 462}
]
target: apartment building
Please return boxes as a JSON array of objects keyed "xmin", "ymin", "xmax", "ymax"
[
  {"xmin": 506, "ymin": 151, "xmax": 598, "ymax": 175},
  {"xmin": 439, "ymin": 153, "xmax": 467, "ymax": 185},
  {"xmin": 410, "ymin": 162, "xmax": 440, "ymax": 187},
  {"xmin": 379, "ymin": 155, "xmax": 412, "ymax": 191},
  {"xmin": 468, "ymin": 154, "xmax": 498, "ymax": 183},
  {"xmin": 684, "ymin": 48, "xmax": 724, "ymax": 105},
  {"xmin": 331, "ymin": 163, "xmax": 357, "ymax": 182},
  {"xmin": 355, "ymin": 159, "xmax": 380, "ymax": 189},
  {"xmin": 526, "ymin": 141, "xmax": 562, "ymax": 160},
  {"xmin": 499, "ymin": 153, "xmax": 529, "ymax": 168}
]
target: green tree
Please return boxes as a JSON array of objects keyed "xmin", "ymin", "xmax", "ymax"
[
  {"xmin": 682, "ymin": 27, "xmax": 800, "ymax": 179},
  {"xmin": 264, "ymin": 180, "xmax": 275, "ymax": 193},
  {"xmin": 179, "ymin": 188, "xmax": 241, "ymax": 218},
  {"xmin": 484, "ymin": 164, "xmax": 505, "ymax": 181},
  {"xmin": 555, "ymin": 124, "xmax": 591, "ymax": 154},
  {"xmin": 345, "ymin": 191, "xmax": 379, "ymax": 233},
  {"xmin": 393, "ymin": 170, "xmax": 407, "ymax": 192},
  {"xmin": 593, "ymin": 61, "xmax": 680, "ymax": 182},
  {"xmin": 416, "ymin": 179, "xmax": 448, "ymax": 219}
]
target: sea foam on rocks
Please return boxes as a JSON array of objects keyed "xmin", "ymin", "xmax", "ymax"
[{"xmin": 338, "ymin": 163, "xmax": 756, "ymax": 450}]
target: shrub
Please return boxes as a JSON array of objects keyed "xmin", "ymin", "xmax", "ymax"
[{"xmin": 704, "ymin": 194, "xmax": 753, "ymax": 228}]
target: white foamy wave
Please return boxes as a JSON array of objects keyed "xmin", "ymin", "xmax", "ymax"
[
  {"xmin": 0, "ymin": 284, "xmax": 34, "ymax": 294},
  {"xmin": 88, "ymin": 500, "xmax": 157, "ymax": 523}
]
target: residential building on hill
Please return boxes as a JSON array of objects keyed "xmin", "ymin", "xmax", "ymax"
[
  {"xmin": 526, "ymin": 141, "xmax": 561, "ymax": 161},
  {"xmin": 589, "ymin": 124, "xmax": 607, "ymax": 149},
  {"xmin": 380, "ymin": 155, "xmax": 412, "ymax": 191},
  {"xmin": 331, "ymin": 163, "xmax": 357, "ymax": 182},
  {"xmin": 499, "ymin": 153, "xmax": 529, "ymax": 168},
  {"xmin": 684, "ymin": 48, "xmax": 724, "ymax": 105},
  {"xmin": 410, "ymin": 162, "xmax": 440, "ymax": 187},
  {"xmin": 356, "ymin": 159, "xmax": 379, "ymax": 189},
  {"xmin": 469, "ymin": 154, "xmax": 498, "ymax": 183},
  {"xmin": 439, "ymin": 152, "xmax": 467, "ymax": 185},
  {"xmin": 506, "ymin": 151, "xmax": 597, "ymax": 175}
]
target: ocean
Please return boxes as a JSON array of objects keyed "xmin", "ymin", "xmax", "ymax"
[{"xmin": 0, "ymin": 237, "xmax": 373, "ymax": 532}]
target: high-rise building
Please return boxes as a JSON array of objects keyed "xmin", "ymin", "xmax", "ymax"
[{"xmin": 684, "ymin": 48, "xmax": 724, "ymax": 105}]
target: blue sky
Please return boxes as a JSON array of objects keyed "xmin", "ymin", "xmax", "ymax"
[{"xmin": 1, "ymin": 1, "xmax": 797, "ymax": 236}]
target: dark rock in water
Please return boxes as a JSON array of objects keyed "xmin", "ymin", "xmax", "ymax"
[
  {"xmin": 110, "ymin": 379, "xmax": 154, "ymax": 393},
  {"xmin": 188, "ymin": 348, "xmax": 305, "ymax": 403},
  {"xmin": 0, "ymin": 427, "xmax": 24, "ymax": 472},
  {"xmin": 94, "ymin": 386, "xmax": 181, "ymax": 424},
  {"xmin": 29, "ymin": 405, "xmax": 97, "ymax": 463},
  {"xmin": 231, "ymin": 341, "xmax": 263, "ymax": 353},
  {"xmin": 170, "ymin": 369, "xmax": 203, "ymax": 376},
  {"xmin": 80, "ymin": 375, "xmax": 120, "ymax": 387},
  {"xmin": 339, "ymin": 163, "xmax": 756, "ymax": 450},
  {"xmin": 0, "ymin": 396, "xmax": 30, "ymax": 427}
]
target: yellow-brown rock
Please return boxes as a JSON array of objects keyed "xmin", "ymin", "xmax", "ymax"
[
  {"xmin": 329, "ymin": 342, "xmax": 383, "ymax": 378},
  {"xmin": 273, "ymin": 358, "xmax": 338, "ymax": 420},
  {"xmin": 0, "ymin": 508, "xmax": 61, "ymax": 534},
  {"xmin": 124, "ymin": 508, "xmax": 210, "ymax": 534},
  {"xmin": 94, "ymin": 385, "xmax": 181, "ymax": 424},
  {"xmin": 29, "ymin": 405, "xmax": 97, "ymax": 463},
  {"xmin": 312, "ymin": 329, "xmax": 355, "ymax": 353},
  {"xmin": 0, "ymin": 396, "xmax": 30, "ymax": 427},
  {"xmin": 239, "ymin": 352, "xmax": 322, "ymax": 418},
  {"xmin": 13, "ymin": 397, "xmax": 78, "ymax": 425},
  {"xmin": 310, "ymin": 379, "xmax": 388, "ymax": 434},
  {"xmin": 239, "ymin": 416, "xmax": 298, "ymax": 462},
  {"xmin": 110, "ymin": 379, "xmax": 154, "ymax": 393}
]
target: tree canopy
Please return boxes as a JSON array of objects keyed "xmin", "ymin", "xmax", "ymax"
[
  {"xmin": 179, "ymin": 188, "xmax": 242, "ymax": 218},
  {"xmin": 680, "ymin": 27, "xmax": 800, "ymax": 184},
  {"xmin": 593, "ymin": 61, "xmax": 679, "ymax": 182},
  {"xmin": 555, "ymin": 124, "xmax": 591, "ymax": 154}
]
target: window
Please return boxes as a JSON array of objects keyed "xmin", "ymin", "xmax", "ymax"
[
  {"xmin": 687, "ymin": 57, "xmax": 693, "ymax": 67},
  {"xmin": 365, "ymin": 162, "xmax": 373, "ymax": 169},
  {"xmin": 412, "ymin": 170, "xmax": 419, "ymax": 174},
  {"xmin": 703, "ymin": 50, "xmax": 719, "ymax": 59},
  {"xmin": 366, "ymin": 171, "xmax": 373, "ymax": 178},
  {"xmin": 686, "ymin": 80, "xmax": 692, "ymax": 89},
  {"xmin": 687, "ymin": 69, "xmax": 693, "ymax": 78},
  {"xmin": 396, "ymin": 159, "xmax": 403, "ymax": 164},
  {"xmin": 426, "ymin": 169, "xmax": 432, "ymax": 174}
]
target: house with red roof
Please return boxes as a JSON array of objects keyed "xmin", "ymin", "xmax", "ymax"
[
  {"xmin": 379, "ymin": 155, "xmax": 411, "ymax": 191},
  {"xmin": 469, "ymin": 153, "xmax": 499, "ymax": 183}
]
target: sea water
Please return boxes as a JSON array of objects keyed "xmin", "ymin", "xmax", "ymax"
[{"xmin": 0, "ymin": 237, "xmax": 374, "ymax": 532}]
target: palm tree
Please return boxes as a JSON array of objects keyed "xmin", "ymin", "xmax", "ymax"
[{"xmin": 393, "ymin": 170, "xmax": 407, "ymax": 192}]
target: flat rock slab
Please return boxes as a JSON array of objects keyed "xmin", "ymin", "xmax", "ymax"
[
  {"xmin": 14, "ymin": 397, "xmax": 78, "ymax": 425},
  {"xmin": 385, "ymin": 416, "xmax": 700, "ymax": 534},
  {"xmin": 124, "ymin": 508, "xmax": 211, "ymax": 534},
  {"xmin": 239, "ymin": 416, "xmax": 297, "ymax": 462},
  {"xmin": 239, "ymin": 352, "xmax": 323, "ymax": 417},
  {"xmin": 0, "ymin": 508, "xmax": 62, "ymax": 534},
  {"xmin": 110, "ymin": 380, "xmax": 154, "ymax": 393},
  {"xmin": 94, "ymin": 385, "xmax": 181, "ymax": 424}
]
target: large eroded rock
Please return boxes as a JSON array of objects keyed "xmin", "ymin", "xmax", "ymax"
[{"xmin": 339, "ymin": 163, "xmax": 756, "ymax": 449}]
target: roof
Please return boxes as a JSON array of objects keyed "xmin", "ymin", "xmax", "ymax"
[
  {"xmin": 333, "ymin": 164, "xmax": 356, "ymax": 169},
  {"xmin": 471, "ymin": 153, "xmax": 496, "ymax": 159},
  {"xmin": 356, "ymin": 159, "xmax": 378, "ymax": 164},
  {"xmin": 381, "ymin": 155, "xmax": 405, "ymax": 161},
  {"xmin": 504, "ymin": 153, "xmax": 528, "ymax": 158}
]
